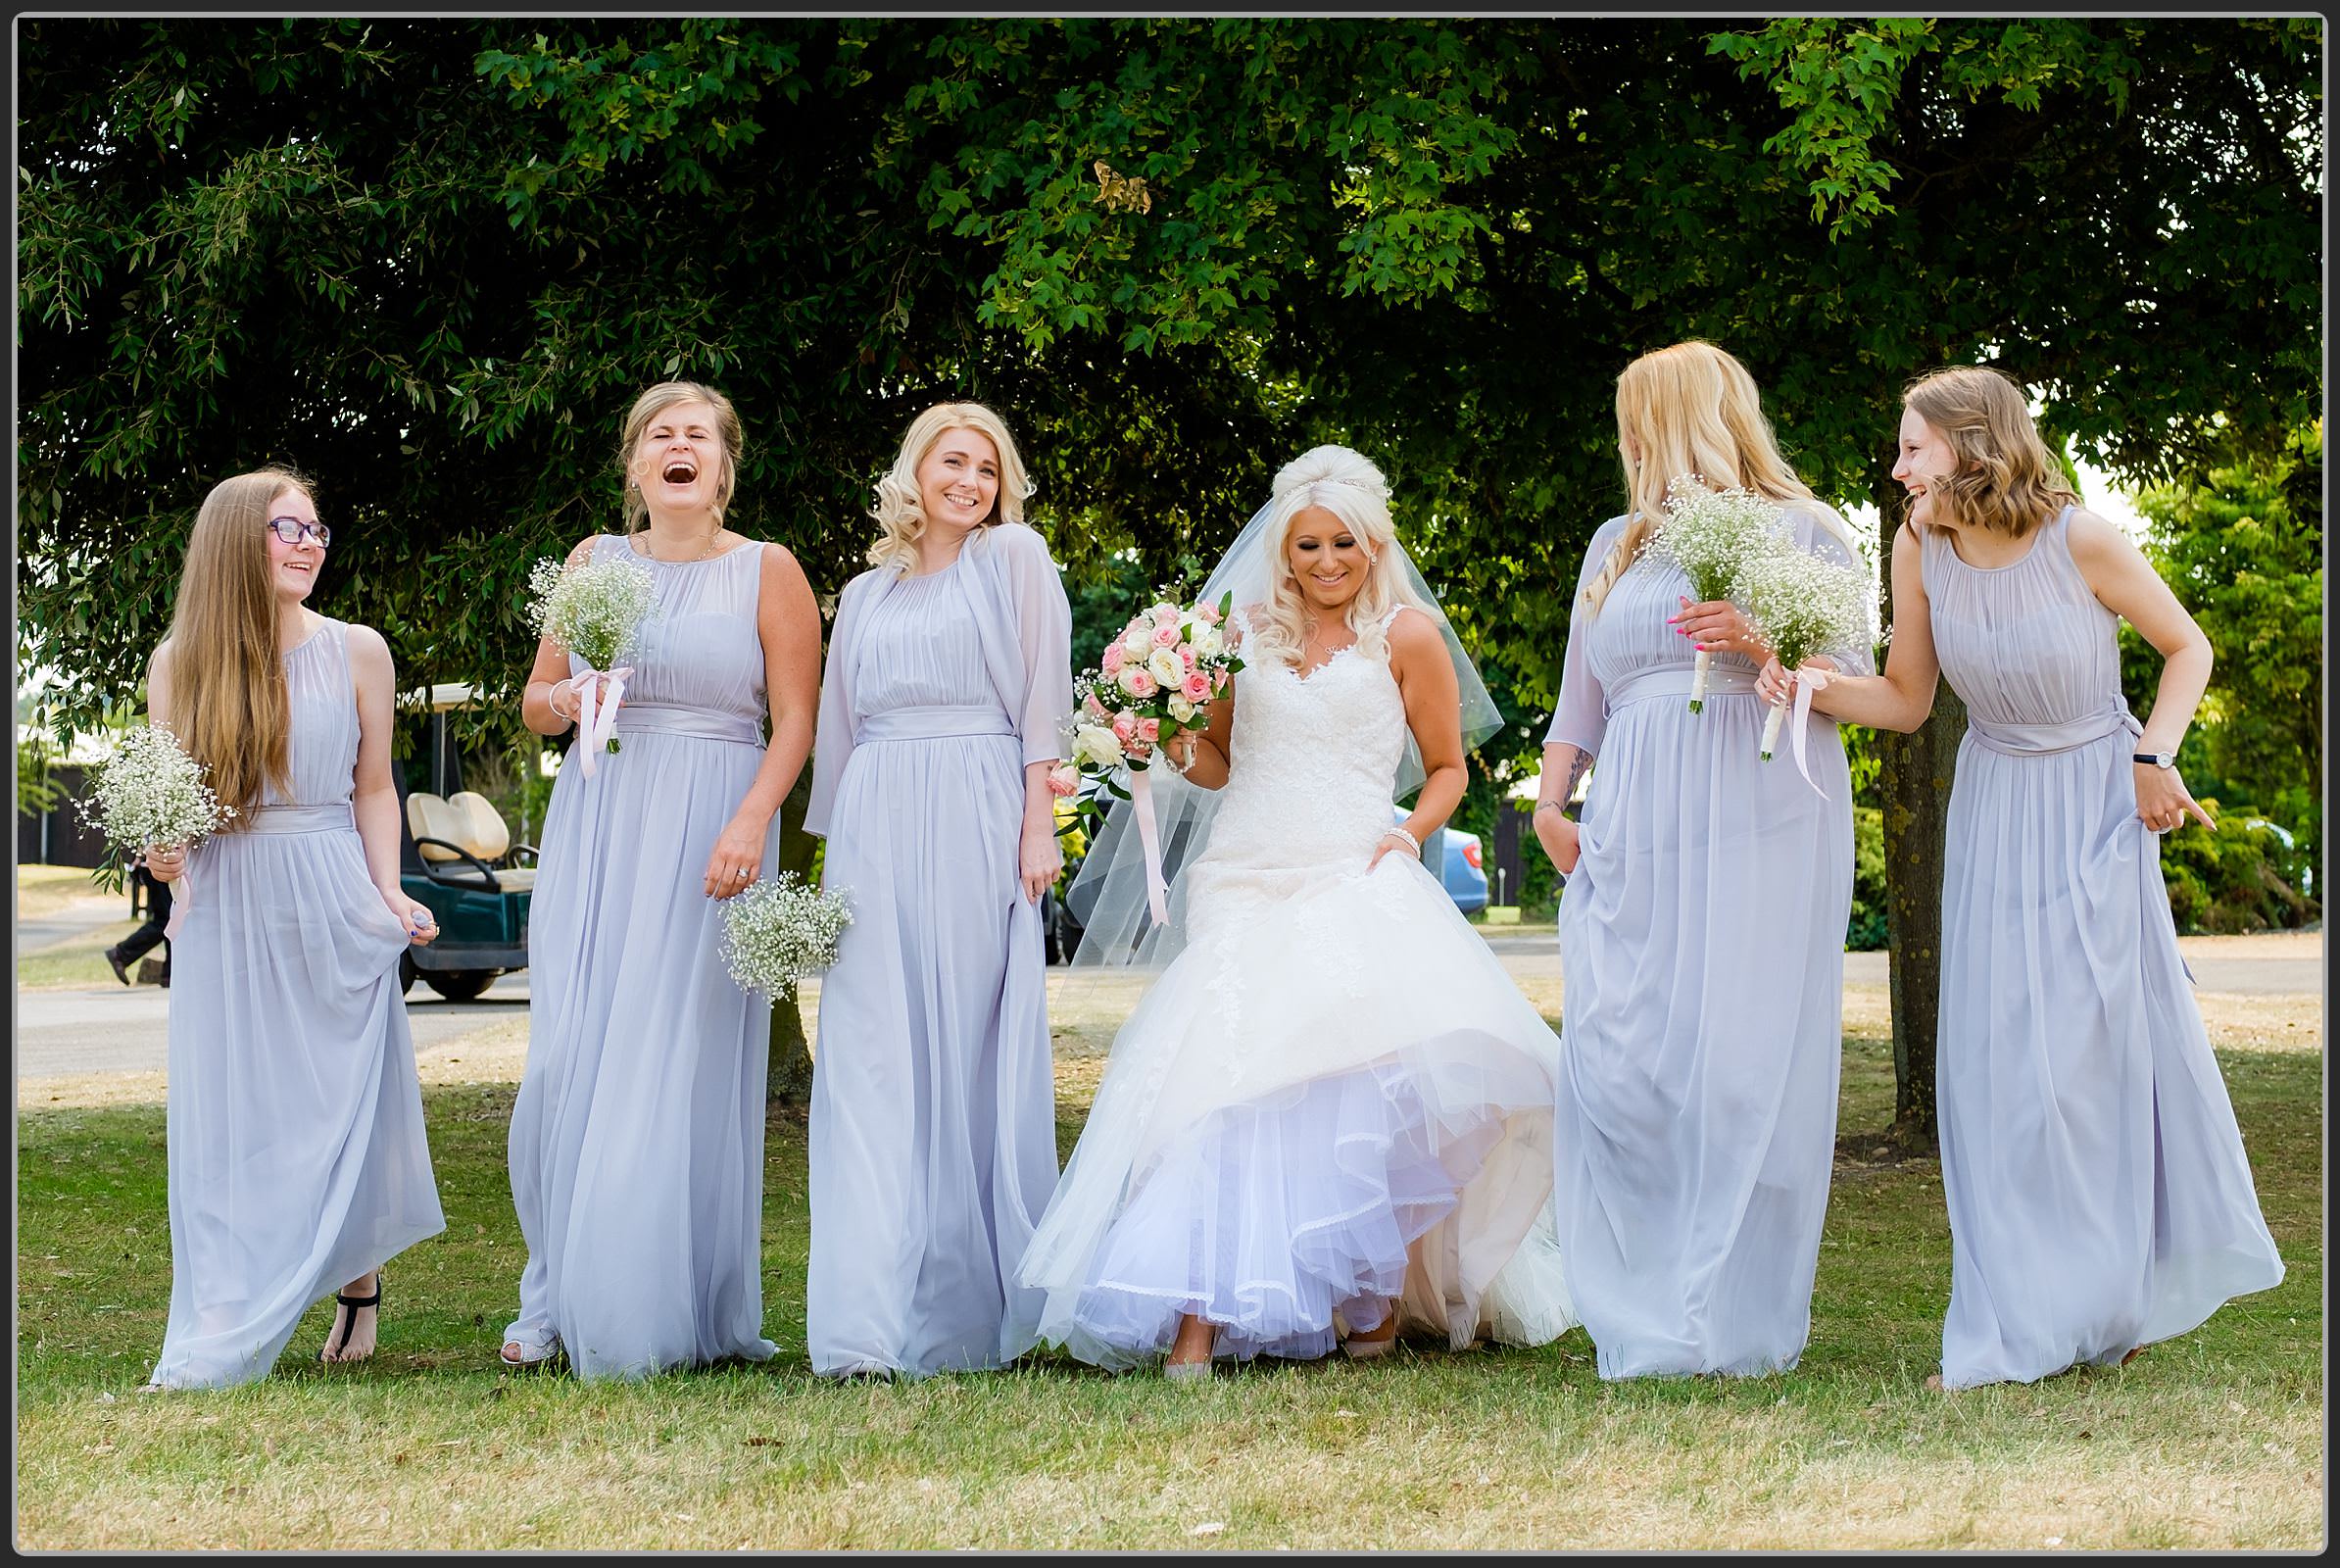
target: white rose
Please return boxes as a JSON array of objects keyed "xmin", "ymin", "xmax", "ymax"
[
  {"xmin": 1168, "ymin": 695, "xmax": 1197, "ymax": 723},
  {"xmin": 1123, "ymin": 625, "xmax": 1152, "ymax": 658},
  {"xmin": 1073, "ymin": 723, "xmax": 1125, "ymax": 768},
  {"xmin": 1192, "ymin": 625, "xmax": 1223, "ymax": 659},
  {"xmin": 1146, "ymin": 647, "xmax": 1184, "ymax": 687}
]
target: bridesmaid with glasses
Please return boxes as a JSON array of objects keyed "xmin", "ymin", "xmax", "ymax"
[{"xmin": 142, "ymin": 469, "xmax": 445, "ymax": 1389}]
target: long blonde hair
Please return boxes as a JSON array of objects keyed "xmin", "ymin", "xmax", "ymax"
[
  {"xmin": 1902, "ymin": 366, "xmax": 2081, "ymax": 537},
  {"xmin": 1583, "ymin": 340, "xmax": 1849, "ymax": 611},
  {"xmin": 161, "ymin": 468, "xmax": 312, "ymax": 821},
  {"xmin": 618, "ymin": 380, "xmax": 743, "ymax": 534},
  {"xmin": 1244, "ymin": 445, "xmax": 1431, "ymax": 670},
  {"xmin": 866, "ymin": 401, "xmax": 1036, "ymax": 573}
]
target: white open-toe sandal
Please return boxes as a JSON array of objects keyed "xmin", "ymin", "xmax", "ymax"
[{"xmin": 499, "ymin": 1323, "xmax": 561, "ymax": 1369}]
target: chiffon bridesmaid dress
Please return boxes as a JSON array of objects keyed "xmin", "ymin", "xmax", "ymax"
[
  {"xmin": 149, "ymin": 618, "xmax": 444, "ymax": 1389},
  {"xmin": 803, "ymin": 520, "xmax": 1071, "ymax": 1379},
  {"xmin": 1546, "ymin": 507, "xmax": 1867, "ymax": 1379},
  {"xmin": 505, "ymin": 536, "xmax": 781, "ymax": 1379},
  {"xmin": 1924, "ymin": 506, "xmax": 2284, "ymax": 1389}
]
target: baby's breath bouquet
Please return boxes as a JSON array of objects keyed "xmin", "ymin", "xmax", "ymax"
[
  {"xmin": 75, "ymin": 724, "xmax": 236, "ymax": 889},
  {"xmin": 1737, "ymin": 549, "xmax": 1876, "ymax": 761},
  {"xmin": 719, "ymin": 872, "xmax": 854, "ymax": 997},
  {"xmin": 1645, "ymin": 477, "xmax": 1792, "ymax": 712},
  {"xmin": 525, "ymin": 553, "xmax": 658, "ymax": 769}
]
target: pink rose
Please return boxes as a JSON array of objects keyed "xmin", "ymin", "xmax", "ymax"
[
  {"xmin": 1182, "ymin": 671, "xmax": 1212, "ymax": 702},
  {"xmin": 1125, "ymin": 669, "xmax": 1159, "ymax": 700},
  {"xmin": 1178, "ymin": 643, "xmax": 1197, "ymax": 669},
  {"xmin": 1084, "ymin": 691, "xmax": 1109, "ymax": 719},
  {"xmin": 1111, "ymin": 710, "xmax": 1138, "ymax": 741},
  {"xmin": 1194, "ymin": 602, "xmax": 1221, "ymax": 625},
  {"xmin": 1100, "ymin": 642, "xmax": 1125, "ymax": 675},
  {"xmin": 1150, "ymin": 621, "xmax": 1180, "ymax": 649},
  {"xmin": 1047, "ymin": 763, "xmax": 1079, "ymax": 798},
  {"xmin": 1137, "ymin": 717, "xmax": 1160, "ymax": 743}
]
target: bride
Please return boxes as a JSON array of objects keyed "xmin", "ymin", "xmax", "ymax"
[{"xmin": 1016, "ymin": 445, "xmax": 1574, "ymax": 1378}]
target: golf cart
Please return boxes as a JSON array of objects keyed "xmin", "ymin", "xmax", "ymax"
[{"xmin": 394, "ymin": 682, "xmax": 536, "ymax": 1002}]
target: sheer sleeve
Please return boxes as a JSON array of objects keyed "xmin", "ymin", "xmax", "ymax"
[
  {"xmin": 1542, "ymin": 517, "xmax": 1627, "ymax": 756},
  {"xmin": 1788, "ymin": 507, "xmax": 1878, "ymax": 677},
  {"xmin": 804, "ymin": 568, "xmax": 878, "ymax": 840},
  {"xmin": 990, "ymin": 522, "xmax": 1075, "ymax": 765}
]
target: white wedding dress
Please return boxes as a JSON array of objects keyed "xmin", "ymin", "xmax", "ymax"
[{"xmin": 1018, "ymin": 607, "xmax": 1576, "ymax": 1369}]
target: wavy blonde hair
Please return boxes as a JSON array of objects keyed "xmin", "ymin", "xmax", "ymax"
[
  {"xmin": 1583, "ymin": 340, "xmax": 1851, "ymax": 612},
  {"xmin": 1902, "ymin": 366, "xmax": 2081, "ymax": 537},
  {"xmin": 160, "ymin": 467, "xmax": 313, "ymax": 822},
  {"xmin": 1244, "ymin": 445, "xmax": 1431, "ymax": 670},
  {"xmin": 866, "ymin": 401, "xmax": 1035, "ymax": 573},
  {"xmin": 618, "ymin": 380, "xmax": 743, "ymax": 534}
]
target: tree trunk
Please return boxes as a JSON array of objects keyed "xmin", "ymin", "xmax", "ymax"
[
  {"xmin": 765, "ymin": 768, "xmax": 818, "ymax": 1107},
  {"xmin": 1874, "ymin": 476, "xmax": 1963, "ymax": 1150}
]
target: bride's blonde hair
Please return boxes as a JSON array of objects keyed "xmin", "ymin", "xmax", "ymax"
[
  {"xmin": 1244, "ymin": 445, "xmax": 1430, "ymax": 669},
  {"xmin": 1583, "ymin": 340, "xmax": 1852, "ymax": 612}
]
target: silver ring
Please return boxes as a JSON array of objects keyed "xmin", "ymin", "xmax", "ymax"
[{"xmin": 734, "ymin": 867, "xmax": 749, "ymax": 878}]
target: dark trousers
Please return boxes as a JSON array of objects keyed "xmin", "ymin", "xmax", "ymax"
[{"xmin": 118, "ymin": 864, "xmax": 172, "ymax": 970}]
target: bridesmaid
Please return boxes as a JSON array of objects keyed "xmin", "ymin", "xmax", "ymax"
[
  {"xmin": 804, "ymin": 401, "xmax": 1072, "ymax": 1380},
  {"xmin": 1534, "ymin": 340, "xmax": 1870, "ymax": 1379},
  {"xmin": 503, "ymin": 381, "xmax": 822, "ymax": 1377},
  {"xmin": 1768, "ymin": 365, "xmax": 2284, "ymax": 1390},
  {"xmin": 143, "ymin": 468, "xmax": 445, "ymax": 1389}
]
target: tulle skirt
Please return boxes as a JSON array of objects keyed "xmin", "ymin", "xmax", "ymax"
[{"xmin": 1019, "ymin": 852, "xmax": 1574, "ymax": 1369}]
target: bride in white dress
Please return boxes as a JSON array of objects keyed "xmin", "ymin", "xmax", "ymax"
[{"xmin": 1017, "ymin": 445, "xmax": 1574, "ymax": 1377}]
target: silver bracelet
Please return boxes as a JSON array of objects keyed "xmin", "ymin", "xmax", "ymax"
[{"xmin": 1384, "ymin": 825, "xmax": 1422, "ymax": 858}]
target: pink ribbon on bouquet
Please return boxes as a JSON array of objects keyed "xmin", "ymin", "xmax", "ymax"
[
  {"xmin": 162, "ymin": 851, "xmax": 193, "ymax": 941},
  {"xmin": 1129, "ymin": 767, "xmax": 1171, "ymax": 925},
  {"xmin": 1786, "ymin": 664, "xmax": 1834, "ymax": 799},
  {"xmin": 569, "ymin": 665, "xmax": 635, "ymax": 780}
]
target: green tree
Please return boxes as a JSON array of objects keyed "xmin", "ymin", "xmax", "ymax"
[
  {"xmin": 20, "ymin": 19, "xmax": 2321, "ymax": 1136},
  {"xmin": 2122, "ymin": 422, "xmax": 2324, "ymax": 874}
]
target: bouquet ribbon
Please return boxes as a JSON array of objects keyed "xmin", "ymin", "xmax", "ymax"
[
  {"xmin": 1787, "ymin": 665, "xmax": 1834, "ymax": 799},
  {"xmin": 1129, "ymin": 767, "xmax": 1170, "ymax": 925},
  {"xmin": 164, "ymin": 858, "xmax": 194, "ymax": 941},
  {"xmin": 570, "ymin": 665, "xmax": 635, "ymax": 779}
]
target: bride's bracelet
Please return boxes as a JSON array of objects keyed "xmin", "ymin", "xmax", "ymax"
[{"xmin": 1383, "ymin": 825, "xmax": 1422, "ymax": 858}]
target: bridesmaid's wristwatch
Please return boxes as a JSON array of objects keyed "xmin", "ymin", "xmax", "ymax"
[{"xmin": 2133, "ymin": 750, "xmax": 2175, "ymax": 768}]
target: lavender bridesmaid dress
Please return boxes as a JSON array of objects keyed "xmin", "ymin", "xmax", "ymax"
[
  {"xmin": 803, "ymin": 521, "xmax": 1072, "ymax": 1379},
  {"xmin": 149, "ymin": 618, "xmax": 444, "ymax": 1389},
  {"xmin": 1545, "ymin": 507, "xmax": 1868, "ymax": 1379},
  {"xmin": 1924, "ymin": 507, "xmax": 2283, "ymax": 1389},
  {"xmin": 505, "ymin": 536, "xmax": 781, "ymax": 1379}
]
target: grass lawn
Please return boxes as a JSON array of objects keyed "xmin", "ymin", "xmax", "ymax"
[{"xmin": 14, "ymin": 979, "xmax": 2323, "ymax": 1549}]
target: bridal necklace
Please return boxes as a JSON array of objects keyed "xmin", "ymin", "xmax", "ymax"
[{"xmin": 636, "ymin": 520, "xmax": 725, "ymax": 563}]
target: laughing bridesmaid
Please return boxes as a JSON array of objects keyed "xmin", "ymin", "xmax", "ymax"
[{"xmin": 1772, "ymin": 365, "xmax": 2284, "ymax": 1390}]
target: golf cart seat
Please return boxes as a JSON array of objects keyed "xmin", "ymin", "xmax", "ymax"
[{"xmin": 407, "ymin": 790, "xmax": 540, "ymax": 893}]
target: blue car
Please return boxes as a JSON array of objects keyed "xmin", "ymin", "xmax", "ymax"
[{"xmin": 1397, "ymin": 808, "xmax": 1487, "ymax": 913}]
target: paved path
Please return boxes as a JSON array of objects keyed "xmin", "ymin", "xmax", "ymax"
[{"xmin": 15, "ymin": 921, "xmax": 2318, "ymax": 1082}]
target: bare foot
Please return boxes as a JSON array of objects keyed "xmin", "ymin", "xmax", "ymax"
[
  {"xmin": 1924, "ymin": 1373, "xmax": 1947, "ymax": 1393},
  {"xmin": 1166, "ymin": 1313, "xmax": 1215, "ymax": 1371},
  {"xmin": 2119, "ymin": 1346, "xmax": 2147, "ymax": 1368},
  {"xmin": 319, "ymin": 1271, "xmax": 380, "ymax": 1364}
]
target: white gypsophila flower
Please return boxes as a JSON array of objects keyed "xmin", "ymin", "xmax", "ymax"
[
  {"xmin": 76, "ymin": 724, "xmax": 234, "ymax": 863},
  {"xmin": 1646, "ymin": 476, "xmax": 1794, "ymax": 713},
  {"xmin": 526, "ymin": 554, "xmax": 658, "ymax": 670},
  {"xmin": 1738, "ymin": 547, "xmax": 1876, "ymax": 760},
  {"xmin": 719, "ymin": 872, "xmax": 853, "ymax": 996}
]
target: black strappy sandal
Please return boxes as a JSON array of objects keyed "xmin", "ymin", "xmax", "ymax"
[{"xmin": 319, "ymin": 1271, "xmax": 383, "ymax": 1364}]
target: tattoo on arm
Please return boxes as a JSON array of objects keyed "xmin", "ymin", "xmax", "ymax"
[{"xmin": 1562, "ymin": 752, "xmax": 1592, "ymax": 818}]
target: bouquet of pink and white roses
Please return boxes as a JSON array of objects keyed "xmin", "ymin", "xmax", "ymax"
[{"xmin": 1054, "ymin": 589, "xmax": 1244, "ymax": 920}]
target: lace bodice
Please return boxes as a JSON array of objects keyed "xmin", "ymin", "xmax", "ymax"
[{"xmin": 1202, "ymin": 608, "xmax": 1411, "ymax": 873}]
